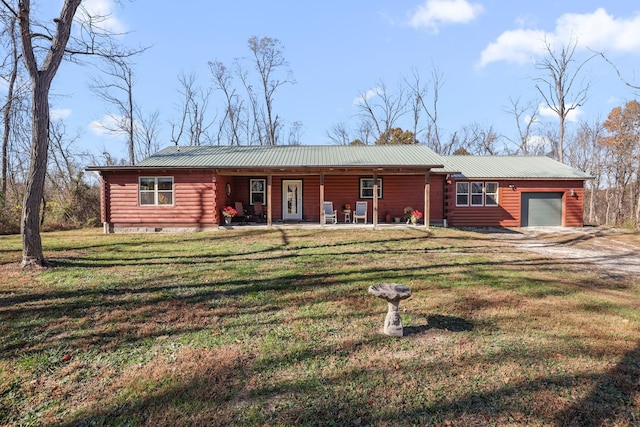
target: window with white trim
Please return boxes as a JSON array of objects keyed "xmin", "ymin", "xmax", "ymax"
[
  {"xmin": 485, "ymin": 182, "xmax": 499, "ymax": 206},
  {"xmin": 360, "ymin": 178, "xmax": 383, "ymax": 199},
  {"xmin": 250, "ymin": 179, "xmax": 266, "ymax": 204},
  {"xmin": 456, "ymin": 181, "xmax": 499, "ymax": 207},
  {"xmin": 471, "ymin": 182, "xmax": 484, "ymax": 206},
  {"xmin": 139, "ymin": 177, "xmax": 173, "ymax": 206},
  {"xmin": 456, "ymin": 182, "xmax": 469, "ymax": 206}
]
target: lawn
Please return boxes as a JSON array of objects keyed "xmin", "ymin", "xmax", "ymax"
[{"xmin": 0, "ymin": 227, "xmax": 638, "ymax": 426}]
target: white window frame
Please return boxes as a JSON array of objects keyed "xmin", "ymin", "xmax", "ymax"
[
  {"xmin": 471, "ymin": 182, "xmax": 484, "ymax": 206},
  {"xmin": 139, "ymin": 177, "xmax": 174, "ymax": 206},
  {"xmin": 485, "ymin": 182, "xmax": 499, "ymax": 206},
  {"xmin": 250, "ymin": 179, "xmax": 266, "ymax": 204},
  {"xmin": 360, "ymin": 177, "xmax": 383, "ymax": 199},
  {"xmin": 456, "ymin": 182, "xmax": 469, "ymax": 206}
]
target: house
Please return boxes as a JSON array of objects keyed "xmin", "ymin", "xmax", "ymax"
[
  {"xmin": 86, "ymin": 145, "xmax": 591, "ymax": 232},
  {"xmin": 439, "ymin": 156, "xmax": 591, "ymax": 227}
]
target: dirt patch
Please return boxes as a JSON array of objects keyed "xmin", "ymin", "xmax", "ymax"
[{"xmin": 483, "ymin": 226, "xmax": 640, "ymax": 277}]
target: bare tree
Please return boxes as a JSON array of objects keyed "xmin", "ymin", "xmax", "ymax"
[
  {"xmin": 406, "ymin": 66, "xmax": 444, "ymax": 151},
  {"xmin": 504, "ymin": 96, "xmax": 540, "ymax": 155},
  {"xmin": 247, "ymin": 36, "xmax": 295, "ymax": 146},
  {"xmin": 46, "ymin": 120, "xmax": 98, "ymax": 227},
  {"xmin": 534, "ymin": 37, "xmax": 596, "ymax": 163},
  {"xmin": 326, "ymin": 122, "xmax": 352, "ymax": 146},
  {"xmin": 170, "ymin": 72, "xmax": 214, "ymax": 146},
  {"xmin": 89, "ymin": 58, "xmax": 137, "ymax": 164},
  {"xmin": 209, "ymin": 60, "xmax": 244, "ymax": 146},
  {"xmin": 597, "ymin": 52, "xmax": 640, "ymax": 93},
  {"xmin": 286, "ymin": 121, "xmax": 303, "ymax": 146},
  {"xmin": 134, "ymin": 107, "xmax": 161, "ymax": 160},
  {"xmin": 355, "ymin": 79, "xmax": 409, "ymax": 142},
  {"xmin": 1, "ymin": 0, "xmax": 136, "ymax": 267},
  {"xmin": 0, "ymin": 10, "xmax": 27, "ymax": 203},
  {"xmin": 565, "ymin": 120, "xmax": 605, "ymax": 224},
  {"xmin": 463, "ymin": 123, "xmax": 501, "ymax": 155}
]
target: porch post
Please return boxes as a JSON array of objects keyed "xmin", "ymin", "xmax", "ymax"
[
  {"xmin": 267, "ymin": 174, "xmax": 273, "ymax": 229},
  {"xmin": 373, "ymin": 172, "xmax": 378, "ymax": 229},
  {"xmin": 424, "ymin": 170, "xmax": 430, "ymax": 230},
  {"xmin": 320, "ymin": 173, "xmax": 325, "ymax": 226}
]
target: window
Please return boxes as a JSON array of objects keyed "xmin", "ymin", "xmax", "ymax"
[
  {"xmin": 456, "ymin": 181, "xmax": 499, "ymax": 207},
  {"xmin": 250, "ymin": 179, "xmax": 266, "ymax": 204},
  {"xmin": 456, "ymin": 182, "xmax": 469, "ymax": 206},
  {"xmin": 360, "ymin": 178, "xmax": 383, "ymax": 199},
  {"xmin": 139, "ymin": 177, "xmax": 173, "ymax": 206},
  {"xmin": 485, "ymin": 182, "xmax": 499, "ymax": 206},
  {"xmin": 471, "ymin": 182, "xmax": 484, "ymax": 206}
]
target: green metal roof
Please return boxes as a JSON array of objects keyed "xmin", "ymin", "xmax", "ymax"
[
  {"xmin": 133, "ymin": 145, "xmax": 445, "ymax": 169},
  {"xmin": 442, "ymin": 156, "xmax": 592, "ymax": 179},
  {"xmin": 86, "ymin": 145, "xmax": 591, "ymax": 181}
]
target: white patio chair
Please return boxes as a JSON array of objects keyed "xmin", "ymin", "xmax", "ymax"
[
  {"xmin": 353, "ymin": 201, "xmax": 367, "ymax": 224},
  {"xmin": 323, "ymin": 201, "xmax": 337, "ymax": 224}
]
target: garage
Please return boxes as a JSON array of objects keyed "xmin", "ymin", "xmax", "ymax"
[{"xmin": 521, "ymin": 192, "xmax": 563, "ymax": 226}]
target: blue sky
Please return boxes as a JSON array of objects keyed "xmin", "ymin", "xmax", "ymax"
[{"xmin": 44, "ymin": 0, "xmax": 640, "ymax": 161}]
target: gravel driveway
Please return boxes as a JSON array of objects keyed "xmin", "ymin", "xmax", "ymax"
[{"xmin": 485, "ymin": 226, "xmax": 640, "ymax": 278}]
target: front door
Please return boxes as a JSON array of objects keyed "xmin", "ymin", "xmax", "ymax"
[{"xmin": 282, "ymin": 180, "xmax": 303, "ymax": 221}]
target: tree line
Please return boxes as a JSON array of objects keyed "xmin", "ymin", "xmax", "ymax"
[{"xmin": 1, "ymin": 1, "xmax": 639, "ymax": 267}]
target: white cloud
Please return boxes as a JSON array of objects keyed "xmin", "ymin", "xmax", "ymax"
[
  {"xmin": 51, "ymin": 108, "xmax": 72, "ymax": 120},
  {"xmin": 478, "ymin": 28, "xmax": 548, "ymax": 67},
  {"xmin": 353, "ymin": 87, "xmax": 382, "ymax": 105},
  {"xmin": 478, "ymin": 8, "xmax": 640, "ymax": 67},
  {"xmin": 408, "ymin": 0, "xmax": 483, "ymax": 31},
  {"xmin": 538, "ymin": 103, "xmax": 583, "ymax": 123},
  {"xmin": 555, "ymin": 8, "xmax": 640, "ymax": 52},
  {"xmin": 89, "ymin": 114, "xmax": 128, "ymax": 137},
  {"xmin": 77, "ymin": 0, "xmax": 126, "ymax": 34}
]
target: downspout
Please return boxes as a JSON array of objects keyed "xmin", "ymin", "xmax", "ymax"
[
  {"xmin": 373, "ymin": 172, "xmax": 378, "ymax": 229},
  {"xmin": 443, "ymin": 174, "xmax": 450, "ymax": 228},
  {"xmin": 424, "ymin": 170, "xmax": 430, "ymax": 229},
  {"xmin": 320, "ymin": 173, "xmax": 325, "ymax": 226},
  {"xmin": 267, "ymin": 174, "xmax": 273, "ymax": 229},
  {"xmin": 101, "ymin": 172, "xmax": 110, "ymax": 233}
]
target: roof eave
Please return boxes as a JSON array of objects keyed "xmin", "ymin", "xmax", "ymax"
[{"xmin": 87, "ymin": 164, "xmax": 446, "ymax": 172}]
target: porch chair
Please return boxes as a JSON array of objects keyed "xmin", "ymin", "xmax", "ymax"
[
  {"xmin": 353, "ymin": 201, "xmax": 367, "ymax": 224},
  {"xmin": 252, "ymin": 201, "xmax": 266, "ymax": 222},
  {"xmin": 323, "ymin": 201, "xmax": 337, "ymax": 224},
  {"xmin": 234, "ymin": 201, "xmax": 250, "ymax": 224}
]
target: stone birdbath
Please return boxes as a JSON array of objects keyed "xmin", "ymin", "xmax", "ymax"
[{"xmin": 368, "ymin": 283, "xmax": 412, "ymax": 337}]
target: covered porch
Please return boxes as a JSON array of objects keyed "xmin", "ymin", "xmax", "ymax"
[{"xmin": 216, "ymin": 168, "xmax": 437, "ymax": 230}]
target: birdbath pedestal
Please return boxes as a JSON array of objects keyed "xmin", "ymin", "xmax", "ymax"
[{"xmin": 368, "ymin": 283, "xmax": 412, "ymax": 337}]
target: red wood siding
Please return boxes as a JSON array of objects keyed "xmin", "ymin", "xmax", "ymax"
[
  {"xmin": 447, "ymin": 179, "xmax": 585, "ymax": 227},
  {"xmin": 102, "ymin": 171, "xmax": 216, "ymax": 227},
  {"xmin": 321, "ymin": 174, "xmax": 436, "ymax": 223},
  {"xmin": 100, "ymin": 170, "xmax": 585, "ymax": 230}
]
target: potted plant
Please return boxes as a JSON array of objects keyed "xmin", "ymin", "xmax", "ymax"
[
  {"xmin": 222, "ymin": 206, "xmax": 237, "ymax": 225},
  {"xmin": 410, "ymin": 209, "xmax": 423, "ymax": 225}
]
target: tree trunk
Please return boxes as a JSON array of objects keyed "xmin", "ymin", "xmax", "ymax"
[
  {"xmin": 2, "ymin": 16, "xmax": 18, "ymax": 202},
  {"xmin": 21, "ymin": 77, "xmax": 51, "ymax": 267}
]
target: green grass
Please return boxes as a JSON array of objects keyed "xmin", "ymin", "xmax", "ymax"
[{"xmin": 0, "ymin": 227, "xmax": 639, "ymax": 426}]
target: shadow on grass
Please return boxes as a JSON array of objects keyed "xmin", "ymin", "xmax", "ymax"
[
  {"xmin": 55, "ymin": 343, "xmax": 640, "ymax": 427},
  {"xmin": 404, "ymin": 314, "xmax": 474, "ymax": 335},
  {"xmin": 556, "ymin": 343, "xmax": 640, "ymax": 426},
  {"xmin": 3, "ymin": 227, "xmax": 638, "ymax": 426}
]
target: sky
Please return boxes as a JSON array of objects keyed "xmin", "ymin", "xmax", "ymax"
[{"xmin": 38, "ymin": 0, "xmax": 640, "ymax": 162}]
